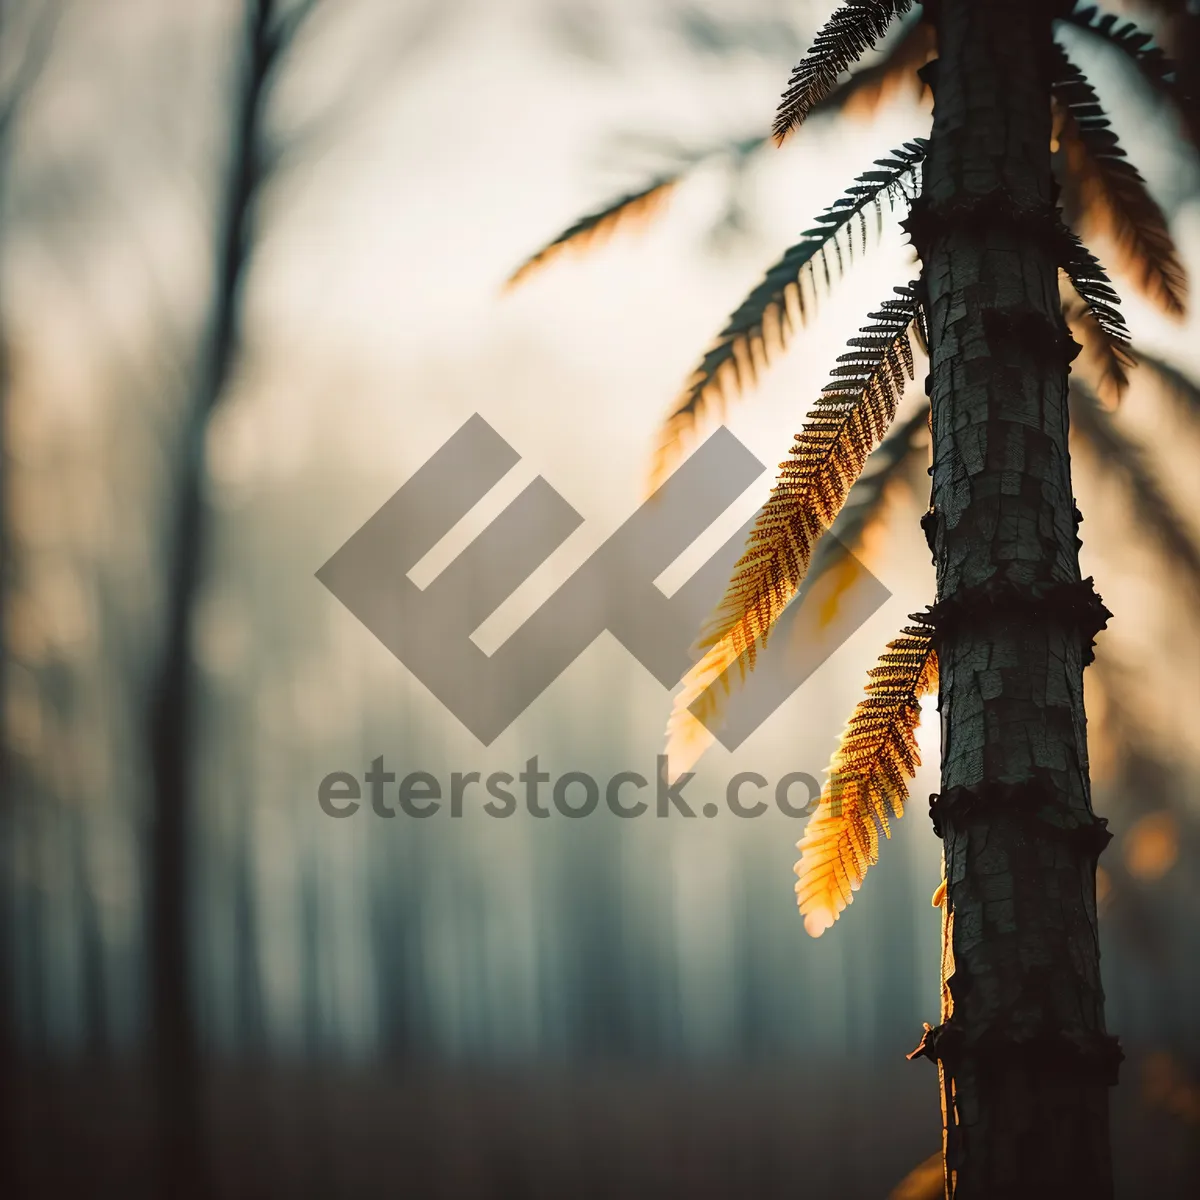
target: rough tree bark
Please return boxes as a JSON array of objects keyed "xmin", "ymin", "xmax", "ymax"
[{"xmin": 906, "ymin": 1, "xmax": 1121, "ymax": 1196}]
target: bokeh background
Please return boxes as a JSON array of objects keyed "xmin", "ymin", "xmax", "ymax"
[{"xmin": 2, "ymin": 1, "xmax": 1198, "ymax": 1196}]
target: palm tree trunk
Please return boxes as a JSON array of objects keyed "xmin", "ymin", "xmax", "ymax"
[{"xmin": 907, "ymin": 1, "xmax": 1120, "ymax": 1195}]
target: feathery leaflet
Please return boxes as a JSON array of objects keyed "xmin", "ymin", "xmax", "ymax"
[
  {"xmin": 651, "ymin": 141, "xmax": 925, "ymax": 486},
  {"xmin": 1064, "ymin": 6, "xmax": 1197, "ymax": 142},
  {"xmin": 661, "ymin": 285, "xmax": 922, "ymax": 781},
  {"xmin": 1057, "ymin": 221, "xmax": 1134, "ymax": 371},
  {"xmin": 1062, "ymin": 281, "xmax": 1132, "ymax": 410},
  {"xmin": 703, "ymin": 283, "xmax": 920, "ymax": 662},
  {"xmin": 819, "ymin": 15, "xmax": 935, "ymax": 120},
  {"xmin": 505, "ymin": 176, "xmax": 678, "ymax": 289},
  {"xmin": 794, "ymin": 615, "xmax": 937, "ymax": 936},
  {"xmin": 773, "ymin": 0, "xmax": 915, "ymax": 145},
  {"xmin": 1053, "ymin": 45, "xmax": 1188, "ymax": 316},
  {"xmin": 808, "ymin": 403, "xmax": 930, "ymax": 591}
]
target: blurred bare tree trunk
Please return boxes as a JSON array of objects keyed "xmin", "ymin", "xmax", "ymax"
[
  {"xmin": 0, "ymin": 3, "xmax": 60, "ymax": 1193},
  {"xmin": 146, "ymin": 3, "xmax": 317, "ymax": 1193}
]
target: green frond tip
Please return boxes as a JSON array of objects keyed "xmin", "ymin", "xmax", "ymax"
[
  {"xmin": 774, "ymin": 0, "xmax": 916, "ymax": 145},
  {"xmin": 504, "ymin": 176, "xmax": 678, "ymax": 290},
  {"xmin": 649, "ymin": 140, "xmax": 926, "ymax": 488}
]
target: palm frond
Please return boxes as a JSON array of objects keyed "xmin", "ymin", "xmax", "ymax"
[
  {"xmin": 803, "ymin": 404, "xmax": 931, "ymax": 640},
  {"xmin": 815, "ymin": 15, "xmax": 936, "ymax": 121},
  {"xmin": 807, "ymin": 403, "xmax": 930, "ymax": 594},
  {"xmin": 1064, "ymin": 5, "xmax": 1200, "ymax": 145},
  {"xmin": 1058, "ymin": 222, "xmax": 1134, "ymax": 351},
  {"xmin": 1053, "ymin": 46, "xmax": 1188, "ymax": 316},
  {"xmin": 650, "ymin": 141, "xmax": 926, "ymax": 486},
  {"xmin": 773, "ymin": 0, "xmax": 916, "ymax": 144},
  {"xmin": 701, "ymin": 284, "xmax": 920, "ymax": 665},
  {"xmin": 664, "ymin": 397, "xmax": 927, "ymax": 781},
  {"xmin": 1062, "ymin": 278, "xmax": 1134, "ymax": 410},
  {"xmin": 507, "ymin": 134, "xmax": 772, "ymax": 290},
  {"xmin": 794, "ymin": 616, "xmax": 937, "ymax": 936},
  {"xmin": 505, "ymin": 176, "xmax": 679, "ymax": 289},
  {"xmin": 1071, "ymin": 385, "xmax": 1200, "ymax": 600},
  {"xmin": 662, "ymin": 286, "xmax": 921, "ymax": 780}
]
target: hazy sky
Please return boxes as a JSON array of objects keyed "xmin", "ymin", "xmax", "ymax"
[{"xmin": 8, "ymin": 0, "xmax": 1200, "ymax": 1057}]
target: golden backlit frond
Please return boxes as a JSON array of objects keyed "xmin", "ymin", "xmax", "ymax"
[
  {"xmin": 649, "ymin": 144, "xmax": 925, "ymax": 488},
  {"xmin": 794, "ymin": 618, "xmax": 937, "ymax": 937},
  {"xmin": 504, "ymin": 177, "xmax": 677, "ymax": 289},
  {"xmin": 698, "ymin": 285, "xmax": 918, "ymax": 663},
  {"xmin": 1054, "ymin": 47, "xmax": 1188, "ymax": 317},
  {"xmin": 773, "ymin": 0, "xmax": 916, "ymax": 144},
  {"xmin": 806, "ymin": 403, "xmax": 930, "ymax": 621},
  {"xmin": 662, "ymin": 639, "xmax": 731, "ymax": 784},
  {"xmin": 661, "ymin": 287, "xmax": 920, "ymax": 779}
]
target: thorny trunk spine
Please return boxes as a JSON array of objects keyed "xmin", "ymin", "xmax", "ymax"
[{"xmin": 908, "ymin": 1, "xmax": 1119, "ymax": 1197}]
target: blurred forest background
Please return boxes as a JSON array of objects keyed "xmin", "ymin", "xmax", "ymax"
[{"xmin": 1, "ymin": 0, "xmax": 1198, "ymax": 1196}]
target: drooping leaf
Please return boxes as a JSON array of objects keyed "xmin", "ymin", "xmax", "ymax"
[
  {"xmin": 662, "ymin": 286, "xmax": 921, "ymax": 779},
  {"xmin": 700, "ymin": 284, "xmax": 920, "ymax": 665},
  {"xmin": 814, "ymin": 15, "xmax": 936, "ymax": 121},
  {"xmin": 808, "ymin": 402, "xmax": 930, "ymax": 587},
  {"xmin": 650, "ymin": 141, "xmax": 926, "ymax": 486},
  {"xmin": 794, "ymin": 616, "xmax": 937, "ymax": 936},
  {"xmin": 505, "ymin": 176, "xmax": 679, "ymax": 289},
  {"xmin": 505, "ymin": 134, "xmax": 772, "ymax": 289},
  {"xmin": 1053, "ymin": 46, "xmax": 1188, "ymax": 316},
  {"xmin": 1070, "ymin": 385, "xmax": 1200, "ymax": 600},
  {"xmin": 1062, "ymin": 275, "xmax": 1134, "ymax": 410},
  {"xmin": 773, "ymin": 0, "xmax": 916, "ymax": 145},
  {"xmin": 1057, "ymin": 221, "xmax": 1134, "ymax": 353},
  {"xmin": 803, "ymin": 403, "xmax": 930, "ymax": 628},
  {"xmin": 664, "ymin": 397, "xmax": 927, "ymax": 781},
  {"xmin": 1063, "ymin": 5, "xmax": 1200, "ymax": 147}
]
